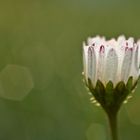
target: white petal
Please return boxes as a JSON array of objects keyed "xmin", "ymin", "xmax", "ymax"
[
  {"xmin": 87, "ymin": 36, "xmax": 100, "ymax": 46},
  {"xmin": 115, "ymin": 47, "xmax": 125, "ymax": 83},
  {"xmin": 107, "ymin": 39, "xmax": 117, "ymax": 47},
  {"xmin": 83, "ymin": 43, "xmax": 89, "ymax": 82},
  {"xmin": 121, "ymin": 48, "xmax": 133, "ymax": 83},
  {"xmin": 97, "ymin": 45, "xmax": 105, "ymax": 83},
  {"xmin": 129, "ymin": 45, "xmax": 140, "ymax": 83},
  {"xmin": 87, "ymin": 47, "xmax": 92, "ymax": 80},
  {"xmin": 134, "ymin": 45, "xmax": 139, "ymax": 71},
  {"xmin": 104, "ymin": 48, "xmax": 118, "ymax": 84},
  {"xmin": 117, "ymin": 35, "xmax": 126, "ymax": 45},
  {"xmin": 127, "ymin": 37, "xmax": 134, "ymax": 48},
  {"xmin": 137, "ymin": 40, "xmax": 140, "ymax": 68},
  {"xmin": 87, "ymin": 47, "xmax": 96, "ymax": 87},
  {"xmin": 87, "ymin": 36, "xmax": 105, "ymax": 47}
]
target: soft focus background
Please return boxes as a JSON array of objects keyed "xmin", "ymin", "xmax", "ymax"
[{"xmin": 0, "ymin": 0, "xmax": 140, "ymax": 140}]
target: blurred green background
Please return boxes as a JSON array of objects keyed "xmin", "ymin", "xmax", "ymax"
[{"xmin": 0, "ymin": 0, "xmax": 140, "ymax": 140}]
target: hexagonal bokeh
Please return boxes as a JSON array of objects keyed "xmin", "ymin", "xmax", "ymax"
[
  {"xmin": 0, "ymin": 64, "xmax": 34, "ymax": 101},
  {"xmin": 86, "ymin": 123, "xmax": 106, "ymax": 140}
]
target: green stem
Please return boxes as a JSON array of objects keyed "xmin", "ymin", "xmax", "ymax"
[{"xmin": 107, "ymin": 112, "xmax": 118, "ymax": 140}]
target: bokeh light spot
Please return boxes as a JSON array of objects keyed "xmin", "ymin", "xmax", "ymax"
[{"xmin": 0, "ymin": 64, "xmax": 34, "ymax": 101}]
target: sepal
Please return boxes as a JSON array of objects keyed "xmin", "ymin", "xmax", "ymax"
[{"xmin": 86, "ymin": 77, "xmax": 137, "ymax": 113}]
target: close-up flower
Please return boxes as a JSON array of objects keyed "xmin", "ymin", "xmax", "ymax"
[
  {"xmin": 83, "ymin": 35, "xmax": 140, "ymax": 88},
  {"xmin": 83, "ymin": 35, "xmax": 140, "ymax": 140}
]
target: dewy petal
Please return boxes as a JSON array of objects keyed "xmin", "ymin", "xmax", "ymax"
[
  {"xmin": 121, "ymin": 48, "xmax": 133, "ymax": 83},
  {"xmin": 104, "ymin": 48, "xmax": 118, "ymax": 84}
]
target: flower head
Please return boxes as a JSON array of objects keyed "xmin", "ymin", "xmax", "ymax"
[
  {"xmin": 83, "ymin": 35, "xmax": 140, "ymax": 87},
  {"xmin": 83, "ymin": 35, "xmax": 140, "ymax": 111}
]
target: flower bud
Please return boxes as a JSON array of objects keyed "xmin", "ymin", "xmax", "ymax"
[{"xmin": 83, "ymin": 35, "xmax": 140, "ymax": 112}]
